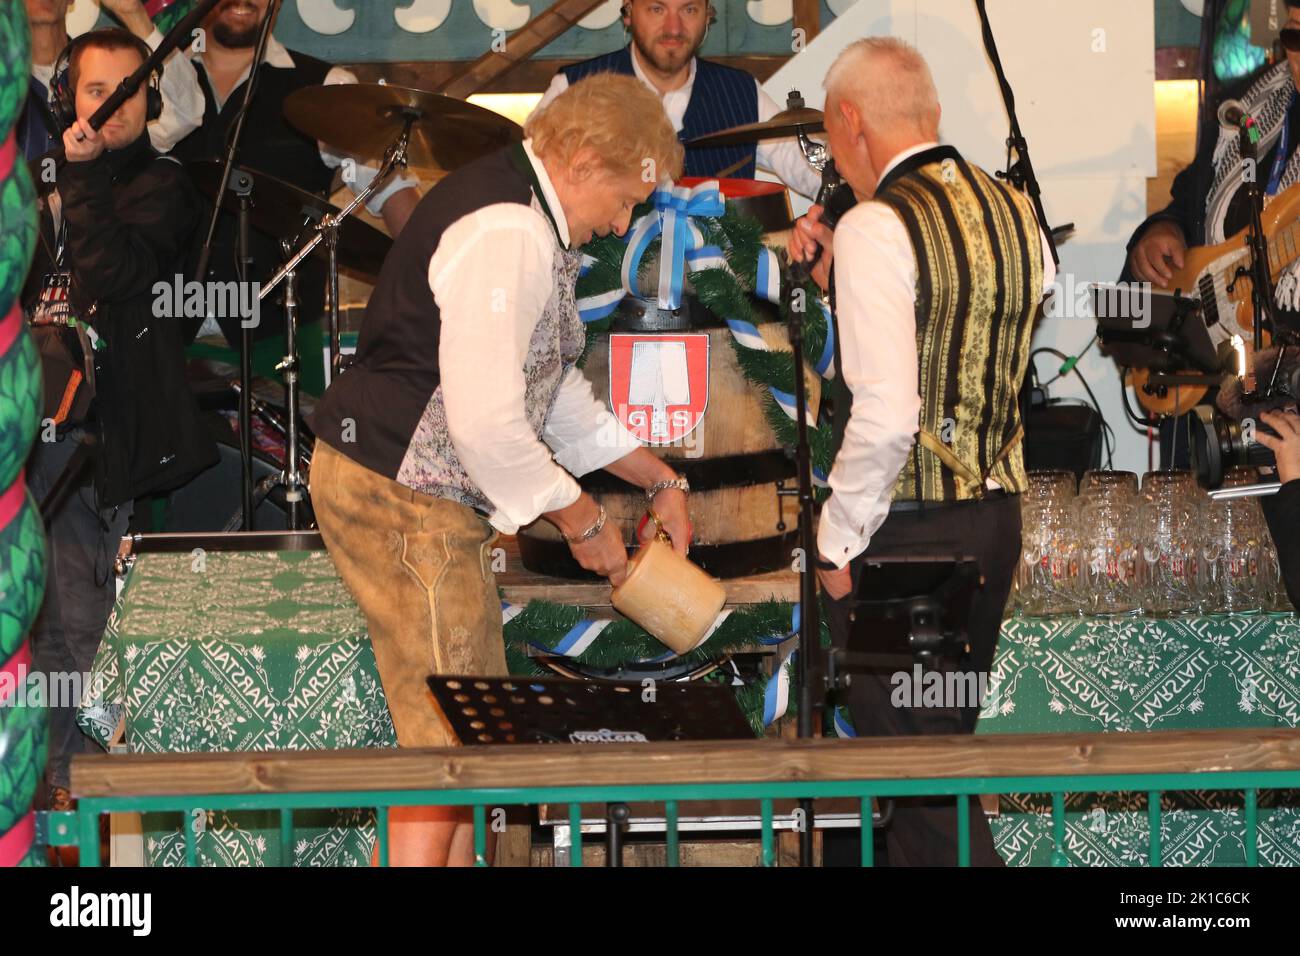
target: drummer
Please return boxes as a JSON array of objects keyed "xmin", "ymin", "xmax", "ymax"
[
  {"xmin": 535, "ymin": 0, "xmax": 822, "ymax": 197},
  {"xmin": 169, "ymin": 0, "xmax": 421, "ymax": 394},
  {"xmin": 309, "ymin": 75, "xmax": 692, "ymax": 866}
]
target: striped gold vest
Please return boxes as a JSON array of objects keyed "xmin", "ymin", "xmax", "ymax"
[{"xmin": 871, "ymin": 146, "xmax": 1044, "ymax": 503}]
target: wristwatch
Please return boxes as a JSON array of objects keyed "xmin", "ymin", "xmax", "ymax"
[{"xmin": 645, "ymin": 476, "xmax": 690, "ymax": 501}]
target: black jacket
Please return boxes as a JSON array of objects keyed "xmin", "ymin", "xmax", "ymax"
[
  {"xmin": 1263, "ymin": 479, "xmax": 1300, "ymax": 610},
  {"xmin": 44, "ymin": 136, "xmax": 217, "ymax": 506}
]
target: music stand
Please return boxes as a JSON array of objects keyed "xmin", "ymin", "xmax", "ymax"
[
  {"xmin": 827, "ymin": 556, "xmax": 982, "ymax": 686},
  {"xmin": 426, "ymin": 675, "xmax": 754, "ymax": 866},
  {"xmin": 1093, "ymin": 282, "xmax": 1221, "ymax": 375}
]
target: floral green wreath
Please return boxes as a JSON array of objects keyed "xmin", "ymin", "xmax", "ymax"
[{"xmin": 575, "ymin": 182, "xmax": 838, "ymax": 488}]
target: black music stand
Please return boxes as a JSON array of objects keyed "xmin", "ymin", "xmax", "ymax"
[
  {"xmin": 427, "ymin": 675, "xmax": 753, "ymax": 866},
  {"xmin": 1093, "ymin": 282, "xmax": 1221, "ymax": 375},
  {"xmin": 827, "ymin": 556, "xmax": 982, "ymax": 684}
]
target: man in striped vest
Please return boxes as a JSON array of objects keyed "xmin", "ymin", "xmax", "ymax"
[
  {"xmin": 792, "ymin": 38, "xmax": 1056, "ymax": 866},
  {"xmin": 534, "ymin": 0, "xmax": 820, "ymax": 197}
]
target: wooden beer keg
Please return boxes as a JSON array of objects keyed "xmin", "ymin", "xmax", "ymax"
[
  {"xmin": 518, "ymin": 307, "xmax": 820, "ymax": 580},
  {"xmin": 519, "ymin": 177, "xmax": 812, "ymax": 580}
]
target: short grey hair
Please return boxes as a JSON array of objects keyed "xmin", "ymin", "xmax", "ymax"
[{"xmin": 823, "ymin": 37, "xmax": 940, "ymax": 140}]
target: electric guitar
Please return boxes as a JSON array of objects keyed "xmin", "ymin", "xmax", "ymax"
[{"xmin": 1127, "ymin": 181, "xmax": 1295, "ymax": 416}]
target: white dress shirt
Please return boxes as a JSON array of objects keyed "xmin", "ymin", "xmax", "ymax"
[
  {"xmin": 534, "ymin": 47, "xmax": 822, "ymax": 199},
  {"xmin": 32, "ymin": 27, "xmax": 204, "ymax": 154},
  {"xmin": 816, "ymin": 143, "xmax": 1058, "ymax": 569},
  {"xmin": 431, "ymin": 140, "xmax": 642, "ymax": 534},
  {"xmin": 187, "ymin": 35, "xmax": 418, "ymax": 216}
]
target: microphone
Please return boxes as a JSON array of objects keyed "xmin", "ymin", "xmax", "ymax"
[
  {"xmin": 790, "ymin": 159, "xmax": 854, "ymax": 284},
  {"xmin": 814, "ymin": 159, "xmax": 851, "ymax": 231},
  {"xmin": 1218, "ymin": 99, "xmax": 1251, "ymax": 130}
]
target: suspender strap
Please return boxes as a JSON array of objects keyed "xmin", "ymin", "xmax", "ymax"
[{"xmin": 915, "ymin": 423, "xmax": 1024, "ymax": 498}]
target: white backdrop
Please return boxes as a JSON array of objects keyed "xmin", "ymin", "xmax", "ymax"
[{"xmin": 763, "ymin": 0, "xmax": 1159, "ymax": 472}]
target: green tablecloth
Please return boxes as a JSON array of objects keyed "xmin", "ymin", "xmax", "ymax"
[
  {"xmin": 980, "ymin": 614, "xmax": 1300, "ymax": 866},
  {"xmin": 78, "ymin": 550, "xmax": 1300, "ymax": 866},
  {"xmin": 78, "ymin": 551, "xmax": 395, "ymax": 866}
]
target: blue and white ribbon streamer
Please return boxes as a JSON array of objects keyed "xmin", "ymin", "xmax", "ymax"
[
  {"xmin": 832, "ymin": 706, "xmax": 857, "ymax": 738},
  {"xmin": 502, "ymin": 601, "xmax": 736, "ymax": 662},
  {"xmin": 755, "ymin": 244, "xmax": 781, "ymax": 305},
  {"xmin": 762, "ymin": 647, "xmax": 797, "ymax": 727}
]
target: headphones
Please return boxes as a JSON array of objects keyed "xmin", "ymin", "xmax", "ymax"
[{"xmin": 51, "ymin": 29, "xmax": 163, "ymax": 131}]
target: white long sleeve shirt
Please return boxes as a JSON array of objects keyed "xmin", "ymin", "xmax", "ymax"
[
  {"xmin": 534, "ymin": 48, "xmax": 822, "ymax": 199},
  {"xmin": 816, "ymin": 143, "xmax": 1057, "ymax": 569},
  {"xmin": 430, "ymin": 141, "xmax": 641, "ymax": 533}
]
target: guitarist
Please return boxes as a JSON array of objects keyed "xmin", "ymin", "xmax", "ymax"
[
  {"xmin": 1126, "ymin": 0, "xmax": 1300, "ymax": 325},
  {"xmin": 1124, "ymin": 1, "xmax": 1300, "ymax": 460}
]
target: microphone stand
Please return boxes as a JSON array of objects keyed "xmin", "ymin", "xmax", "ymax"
[
  {"xmin": 193, "ymin": 0, "xmax": 283, "ymax": 531},
  {"xmin": 779, "ymin": 97, "xmax": 839, "ymax": 866},
  {"xmin": 784, "ymin": 263, "xmax": 822, "ymax": 868},
  {"xmin": 974, "ymin": 0, "xmax": 1059, "ymax": 267},
  {"xmin": 1237, "ymin": 122, "xmax": 1276, "ymax": 364}
]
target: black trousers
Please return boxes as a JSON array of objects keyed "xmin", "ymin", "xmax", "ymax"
[{"xmin": 823, "ymin": 493, "xmax": 1022, "ymax": 867}]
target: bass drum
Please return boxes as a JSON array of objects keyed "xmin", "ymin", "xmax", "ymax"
[{"xmin": 160, "ymin": 439, "xmax": 294, "ymax": 532}]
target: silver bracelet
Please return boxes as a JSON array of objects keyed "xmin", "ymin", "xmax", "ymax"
[
  {"xmin": 645, "ymin": 476, "xmax": 690, "ymax": 501},
  {"xmin": 562, "ymin": 504, "xmax": 607, "ymax": 543}
]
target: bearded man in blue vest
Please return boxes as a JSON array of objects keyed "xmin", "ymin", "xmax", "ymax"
[{"xmin": 535, "ymin": 0, "xmax": 820, "ymax": 198}]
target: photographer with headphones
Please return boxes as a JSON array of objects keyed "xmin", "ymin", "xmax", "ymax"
[
  {"xmin": 18, "ymin": 0, "xmax": 203, "ymax": 160},
  {"xmin": 535, "ymin": 1, "xmax": 821, "ymax": 197},
  {"xmin": 25, "ymin": 27, "xmax": 216, "ymax": 816}
]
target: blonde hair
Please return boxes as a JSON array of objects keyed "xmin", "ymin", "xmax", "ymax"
[
  {"xmin": 526, "ymin": 74, "xmax": 684, "ymax": 183},
  {"xmin": 824, "ymin": 37, "xmax": 940, "ymax": 140}
]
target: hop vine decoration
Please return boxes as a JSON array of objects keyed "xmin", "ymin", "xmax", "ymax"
[{"xmin": 0, "ymin": 2, "xmax": 47, "ymax": 868}]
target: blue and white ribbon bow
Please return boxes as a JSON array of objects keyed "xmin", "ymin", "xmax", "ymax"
[{"xmin": 621, "ymin": 180, "xmax": 727, "ymax": 311}]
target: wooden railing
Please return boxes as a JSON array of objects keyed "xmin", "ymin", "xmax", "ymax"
[{"xmin": 55, "ymin": 729, "xmax": 1300, "ymax": 867}]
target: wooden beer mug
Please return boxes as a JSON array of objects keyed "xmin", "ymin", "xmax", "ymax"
[{"xmin": 610, "ymin": 510, "xmax": 727, "ymax": 655}]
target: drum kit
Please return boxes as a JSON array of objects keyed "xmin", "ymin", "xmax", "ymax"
[{"xmin": 182, "ymin": 82, "xmax": 828, "ymax": 534}]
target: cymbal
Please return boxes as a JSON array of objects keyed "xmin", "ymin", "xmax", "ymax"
[
  {"xmin": 283, "ymin": 84, "xmax": 523, "ymax": 173},
  {"xmin": 687, "ymin": 107, "xmax": 825, "ymax": 148},
  {"xmin": 186, "ymin": 160, "xmax": 392, "ymax": 279}
]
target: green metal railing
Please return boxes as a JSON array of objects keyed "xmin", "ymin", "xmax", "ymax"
[{"xmin": 42, "ymin": 729, "xmax": 1300, "ymax": 867}]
